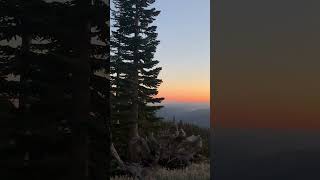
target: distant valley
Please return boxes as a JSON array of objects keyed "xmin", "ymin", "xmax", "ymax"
[{"xmin": 157, "ymin": 102, "xmax": 210, "ymax": 128}]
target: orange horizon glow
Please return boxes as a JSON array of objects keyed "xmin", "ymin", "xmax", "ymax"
[
  {"xmin": 157, "ymin": 86, "xmax": 210, "ymax": 103},
  {"xmin": 161, "ymin": 96, "xmax": 209, "ymax": 103}
]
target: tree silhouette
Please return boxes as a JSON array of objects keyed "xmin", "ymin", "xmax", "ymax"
[
  {"xmin": 0, "ymin": 0, "xmax": 110, "ymax": 179},
  {"xmin": 111, "ymin": 0, "xmax": 164, "ymax": 162}
]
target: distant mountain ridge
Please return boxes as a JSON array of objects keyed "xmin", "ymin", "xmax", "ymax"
[{"xmin": 157, "ymin": 103, "xmax": 210, "ymax": 128}]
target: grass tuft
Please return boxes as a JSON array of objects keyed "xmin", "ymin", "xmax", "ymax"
[{"xmin": 111, "ymin": 163, "xmax": 210, "ymax": 180}]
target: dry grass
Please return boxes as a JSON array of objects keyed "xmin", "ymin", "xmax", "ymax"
[{"xmin": 111, "ymin": 163, "xmax": 210, "ymax": 180}]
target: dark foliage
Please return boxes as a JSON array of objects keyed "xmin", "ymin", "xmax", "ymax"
[
  {"xmin": 110, "ymin": 0, "xmax": 164, "ymax": 162},
  {"xmin": 0, "ymin": 0, "xmax": 110, "ymax": 179}
]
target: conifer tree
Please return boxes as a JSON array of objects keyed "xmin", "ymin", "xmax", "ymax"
[
  {"xmin": 0, "ymin": 1, "xmax": 84, "ymax": 179},
  {"xmin": 47, "ymin": 1, "xmax": 110, "ymax": 179},
  {"xmin": 0, "ymin": 1, "xmax": 60, "ymax": 179},
  {"xmin": 88, "ymin": 0, "xmax": 110, "ymax": 179},
  {"xmin": 0, "ymin": 0, "xmax": 110, "ymax": 179},
  {"xmin": 111, "ymin": 0, "xmax": 164, "ymax": 161},
  {"xmin": 110, "ymin": 0, "xmax": 133, "ymax": 159}
]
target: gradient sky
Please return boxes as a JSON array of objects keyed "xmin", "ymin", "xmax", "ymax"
[
  {"xmin": 153, "ymin": 0, "xmax": 210, "ymax": 103},
  {"xmin": 214, "ymin": 0, "xmax": 320, "ymax": 130}
]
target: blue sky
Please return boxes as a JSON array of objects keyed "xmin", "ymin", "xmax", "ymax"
[
  {"xmin": 111, "ymin": 0, "xmax": 210, "ymax": 103},
  {"xmin": 153, "ymin": 0, "xmax": 210, "ymax": 103}
]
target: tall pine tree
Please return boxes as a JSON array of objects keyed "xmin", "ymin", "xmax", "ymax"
[{"xmin": 111, "ymin": 0, "xmax": 164, "ymax": 161}]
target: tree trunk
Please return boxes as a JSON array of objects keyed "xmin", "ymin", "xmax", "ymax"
[
  {"xmin": 111, "ymin": 143, "xmax": 125, "ymax": 169},
  {"xmin": 128, "ymin": 3, "xmax": 140, "ymax": 162},
  {"xmin": 16, "ymin": 31, "xmax": 31, "ymax": 180},
  {"xmin": 69, "ymin": 1, "xmax": 91, "ymax": 179},
  {"xmin": 70, "ymin": 47, "xmax": 90, "ymax": 180},
  {"xmin": 19, "ymin": 33, "xmax": 31, "ymax": 113}
]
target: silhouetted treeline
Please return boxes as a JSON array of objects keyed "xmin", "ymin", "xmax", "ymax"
[
  {"xmin": 1, "ymin": 0, "xmax": 168, "ymax": 179},
  {"xmin": 0, "ymin": 0, "xmax": 109, "ymax": 180}
]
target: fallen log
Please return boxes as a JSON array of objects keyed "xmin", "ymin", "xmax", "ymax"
[{"xmin": 110, "ymin": 126, "xmax": 203, "ymax": 179}]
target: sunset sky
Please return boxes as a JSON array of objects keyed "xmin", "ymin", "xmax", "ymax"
[
  {"xmin": 214, "ymin": 0, "xmax": 320, "ymax": 130},
  {"xmin": 153, "ymin": 0, "xmax": 210, "ymax": 104}
]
